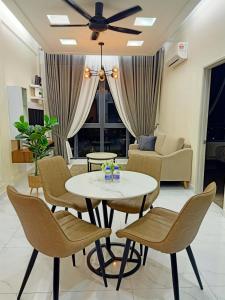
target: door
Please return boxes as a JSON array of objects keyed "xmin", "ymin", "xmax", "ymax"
[{"xmin": 203, "ymin": 62, "xmax": 225, "ymax": 208}]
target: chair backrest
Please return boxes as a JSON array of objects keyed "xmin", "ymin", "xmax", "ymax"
[
  {"xmin": 126, "ymin": 154, "xmax": 162, "ymax": 182},
  {"xmin": 38, "ymin": 156, "xmax": 71, "ymax": 198},
  {"xmin": 7, "ymin": 186, "xmax": 71, "ymax": 257},
  {"xmin": 163, "ymin": 182, "xmax": 216, "ymax": 253}
]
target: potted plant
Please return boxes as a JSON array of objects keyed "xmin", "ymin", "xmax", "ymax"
[{"xmin": 14, "ymin": 115, "xmax": 58, "ymax": 193}]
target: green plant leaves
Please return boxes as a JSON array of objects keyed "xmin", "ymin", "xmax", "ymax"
[{"xmin": 13, "ymin": 114, "xmax": 58, "ymax": 175}]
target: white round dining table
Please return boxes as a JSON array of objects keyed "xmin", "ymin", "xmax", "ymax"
[
  {"xmin": 65, "ymin": 170, "xmax": 158, "ymax": 201},
  {"xmin": 65, "ymin": 170, "xmax": 158, "ymax": 279}
]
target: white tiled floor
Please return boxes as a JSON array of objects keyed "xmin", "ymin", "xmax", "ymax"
[{"xmin": 0, "ymin": 174, "xmax": 225, "ymax": 299}]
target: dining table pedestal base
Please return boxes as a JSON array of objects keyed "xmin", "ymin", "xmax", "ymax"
[{"xmin": 87, "ymin": 242, "xmax": 142, "ymax": 279}]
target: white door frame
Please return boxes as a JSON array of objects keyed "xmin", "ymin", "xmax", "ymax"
[{"xmin": 196, "ymin": 59, "xmax": 225, "ymax": 210}]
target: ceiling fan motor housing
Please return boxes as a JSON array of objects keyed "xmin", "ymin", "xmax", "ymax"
[{"xmin": 89, "ymin": 16, "xmax": 108, "ymax": 32}]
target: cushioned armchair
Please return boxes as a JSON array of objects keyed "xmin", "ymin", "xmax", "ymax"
[{"xmin": 128, "ymin": 134, "xmax": 193, "ymax": 188}]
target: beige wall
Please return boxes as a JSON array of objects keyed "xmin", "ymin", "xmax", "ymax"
[
  {"xmin": 160, "ymin": 0, "xmax": 225, "ymax": 189},
  {"xmin": 0, "ymin": 1, "xmax": 39, "ymax": 194}
]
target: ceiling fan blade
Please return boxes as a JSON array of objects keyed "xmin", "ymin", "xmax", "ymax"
[
  {"xmin": 108, "ymin": 25, "xmax": 142, "ymax": 35},
  {"xmin": 106, "ymin": 5, "xmax": 142, "ymax": 24},
  {"xmin": 62, "ymin": 0, "xmax": 92, "ymax": 21},
  {"xmin": 95, "ymin": 2, "xmax": 103, "ymax": 16},
  {"xmin": 51, "ymin": 24, "xmax": 89, "ymax": 27},
  {"xmin": 91, "ymin": 31, "xmax": 100, "ymax": 40}
]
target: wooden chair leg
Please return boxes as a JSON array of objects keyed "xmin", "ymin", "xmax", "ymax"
[
  {"xmin": 186, "ymin": 246, "xmax": 203, "ymax": 290},
  {"xmin": 183, "ymin": 181, "xmax": 190, "ymax": 189},
  {"xmin": 17, "ymin": 249, "xmax": 38, "ymax": 300},
  {"xmin": 30, "ymin": 188, "xmax": 33, "ymax": 195},
  {"xmin": 116, "ymin": 239, "xmax": 131, "ymax": 291},
  {"xmin": 170, "ymin": 253, "xmax": 180, "ymax": 300},
  {"xmin": 53, "ymin": 257, "xmax": 60, "ymax": 300},
  {"xmin": 78, "ymin": 212, "xmax": 86, "ymax": 255}
]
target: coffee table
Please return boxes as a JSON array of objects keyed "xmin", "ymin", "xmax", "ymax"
[
  {"xmin": 65, "ymin": 170, "xmax": 158, "ymax": 279},
  {"xmin": 86, "ymin": 152, "xmax": 117, "ymax": 172}
]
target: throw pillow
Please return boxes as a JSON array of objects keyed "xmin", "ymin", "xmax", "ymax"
[{"xmin": 139, "ymin": 135, "xmax": 156, "ymax": 151}]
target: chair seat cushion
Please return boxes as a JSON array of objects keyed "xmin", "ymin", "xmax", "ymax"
[
  {"xmin": 116, "ymin": 207, "xmax": 178, "ymax": 252},
  {"xmin": 107, "ymin": 188, "xmax": 159, "ymax": 214},
  {"xmin": 128, "ymin": 149, "xmax": 160, "ymax": 157},
  {"xmin": 57, "ymin": 192, "xmax": 101, "ymax": 212},
  {"xmin": 54, "ymin": 211, "xmax": 111, "ymax": 255}
]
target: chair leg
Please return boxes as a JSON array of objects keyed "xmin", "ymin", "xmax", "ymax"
[
  {"xmin": 129, "ymin": 241, "xmax": 136, "ymax": 259},
  {"xmin": 72, "ymin": 254, "xmax": 76, "ymax": 267},
  {"xmin": 125, "ymin": 213, "xmax": 129, "ymax": 224},
  {"xmin": 95, "ymin": 240, "xmax": 108, "ymax": 288},
  {"xmin": 143, "ymin": 246, "xmax": 149, "ymax": 266},
  {"xmin": 51, "ymin": 205, "xmax": 56, "ymax": 213},
  {"xmin": 186, "ymin": 246, "xmax": 203, "ymax": 290},
  {"xmin": 116, "ymin": 239, "xmax": 131, "ymax": 291},
  {"xmin": 95, "ymin": 207, "xmax": 102, "ymax": 227},
  {"xmin": 170, "ymin": 253, "xmax": 180, "ymax": 300},
  {"xmin": 77, "ymin": 212, "xmax": 86, "ymax": 255},
  {"xmin": 17, "ymin": 249, "xmax": 38, "ymax": 300},
  {"xmin": 140, "ymin": 244, "xmax": 143, "ymax": 256},
  {"xmin": 109, "ymin": 208, "xmax": 114, "ymax": 228},
  {"xmin": 53, "ymin": 257, "xmax": 60, "ymax": 300},
  {"xmin": 183, "ymin": 181, "xmax": 190, "ymax": 189}
]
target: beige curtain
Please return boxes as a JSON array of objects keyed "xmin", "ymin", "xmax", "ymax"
[
  {"xmin": 104, "ymin": 56, "xmax": 136, "ymax": 137},
  {"xmin": 119, "ymin": 49, "xmax": 164, "ymax": 137},
  {"xmin": 45, "ymin": 53, "xmax": 85, "ymax": 162}
]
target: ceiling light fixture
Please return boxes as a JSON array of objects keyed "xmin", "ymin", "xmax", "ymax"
[
  {"xmin": 134, "ymin": 17, "xmax": 156, "ymax": 26},
  {"xmin": 84, "ymin": 42, "xmax": 118, "ymax": 81},
  {"xmin": 47, "ymin": 15, "xmax": 70, "ymax": 25},
  {"xmin": 127, "ymin": 40, "xmax": 144, "ymax": 47},
  {"xmin": 60, "ymin": 39, "xmax": 77, "ymax": 45}
]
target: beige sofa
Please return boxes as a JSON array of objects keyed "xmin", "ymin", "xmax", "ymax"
[{"xmin": 128, "ymin": 134, "xmax": 193, "ymax": 188}]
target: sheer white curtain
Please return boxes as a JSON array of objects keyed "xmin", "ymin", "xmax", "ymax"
[
  {"xmin": 66, "ymin": 55, "xmax": 100, "ymax": 160},
  {"xmin": 104, "ymin": 56, "xmax": 136, "ymax": 137},
  {"xmin": 66, "ymin": 55, "xmax": 136, "ymax": 160}
]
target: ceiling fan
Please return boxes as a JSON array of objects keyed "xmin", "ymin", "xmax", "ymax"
[{"xmin": 51, "ymin": 0, "xmax": 143, "ymax": 40}]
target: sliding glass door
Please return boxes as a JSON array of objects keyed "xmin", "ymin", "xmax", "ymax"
[{"xmin": 69, "ymin": 79, "xmax": 134, "ymax": 158}]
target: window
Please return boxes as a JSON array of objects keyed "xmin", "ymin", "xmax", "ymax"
[{"xmin": 69, "ymin": 79, "xmax": 134, "ymax": 158}]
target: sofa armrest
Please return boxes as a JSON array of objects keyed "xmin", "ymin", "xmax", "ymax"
[
  {"xmin": 161, "ymin": 148, "xmax": 193, "ymax": 181},
  {"xmin": 129, "ymin": 144, "xmax": 139, "ymax": 150}
]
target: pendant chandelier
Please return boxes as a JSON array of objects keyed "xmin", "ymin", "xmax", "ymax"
[{"xmin": 84, "ymin": 42, "xmax": 118, "ymax": 81}]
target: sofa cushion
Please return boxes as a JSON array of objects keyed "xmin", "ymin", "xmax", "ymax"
[
  {"xmin": 128, "ymin": 149, "xmax": 161, "ymax": 157},
  {"xmin": 138, "ymin": 135, "xmax": 156, "ymax": 151},
  {"xmin": 159, "ymin": 136, "xmax": 185, "ymax": 155},
  {"xmin": 155, "ymin": 134, "xmax": 166, "ymax": 154}
]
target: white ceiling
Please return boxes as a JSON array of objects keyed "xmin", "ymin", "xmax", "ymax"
[{"xmin": 2, "ymin": 0, "xmax": 201, "ymax": 55}]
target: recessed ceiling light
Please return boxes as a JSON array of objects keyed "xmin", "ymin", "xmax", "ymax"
[
  {"xmin": 47, "ymin": 15, "xmax": 70, "ymax": 25},
  {"xmin": 60, "ymin": 39, "xmax": 77, "ymax": 45},
  {"xmin": 127, "ymin": 40, "xmax": 144, "ymax": 47},
  {"xmin": 134, "ymin": 17, "xmax": 156, "ymax": 26}
]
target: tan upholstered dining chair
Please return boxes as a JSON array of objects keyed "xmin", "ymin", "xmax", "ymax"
[
  {"xmin": 116, "ymin": 182, "xmax": 216, "ymax": 300},
  {"xmin": 38, "ymin": 156, "xmax": 102, "ymax": 226},
  {"xmin": 107, "ymin": 154, "xmax": 162, "ymax": 226},
  {"xmin": 7, "ymin": 186, "xmax": 111, "ymax": 300}
]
